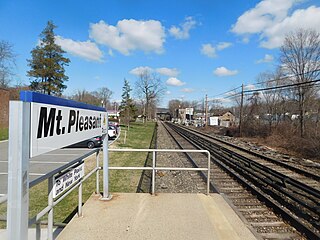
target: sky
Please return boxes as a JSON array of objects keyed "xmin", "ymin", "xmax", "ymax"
[{"xmin": 1, "ymin": 0, "xmax": 320, "ymax": 108}]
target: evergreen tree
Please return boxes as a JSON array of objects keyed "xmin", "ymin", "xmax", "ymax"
[
  {"xmin": 27, "ymin": 21, "xmax": 70, "ymax": 95},
  {"xmin": 120, "ymin": 79, "xmax": 136, "ymax": 127}
]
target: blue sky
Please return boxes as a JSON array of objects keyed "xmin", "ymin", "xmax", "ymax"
[{"xmin": 1, "ymin": 0, "xmax": 320, "ymax": 107}]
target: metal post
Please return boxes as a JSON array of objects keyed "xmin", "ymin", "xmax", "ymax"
[
  {"xmin": 207, "ymin": 152, "xmax": 211, "ymax": 195},
  {"xmin": 7, "ymin": 101, "xmax": 30, "ymax": 240},
  {"xmin": 36, "ymin": 222, "xmax": 41, "ymax": 240},
  {"xmin": 102, "ymin": 113, "xmax": 112, "ymax": 200},
  {"xmin": 96, "ymin": 151, "xmax": 100, "ymax": 194},
  {"xmin": 47, "ymin": 176, "xmax": 54, "ymax": 240},
  {"xmin": 78, "ymin": 183, "xmax": 82, "ymax": 217},
  {"xmin": 152, "ymin": 150, "xmax": 156, "ymax": 195}
]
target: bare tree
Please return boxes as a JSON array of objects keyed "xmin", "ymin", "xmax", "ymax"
[
  {"xmin": 280, "ymin": 29, "xmax": 320, "ymax": 137},
  {"xmin": 256, "ymin": 69, "xmax": 286, "ymax": 131},
  {"xmin": 0, "ymin": 40, "xmax": 16, "ymax": 88},
  {"xmin": 135, "ymin": 70, "xmax": 165, "ymax": 120},
  {"xmin": 92, "ymin": 87, "xmax": 113, "ymax": 108},
  {"xmin": 71, "ymin": 89, "xmax": 101, "ymax": 106},
  {"xmin": 168, "ymin": 99, "xmax": 182, "ymax": 118}
]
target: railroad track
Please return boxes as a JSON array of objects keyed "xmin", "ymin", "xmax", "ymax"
[{"xmin": 161, "ymin": 121, "xmax": 320, "ymax": 240}]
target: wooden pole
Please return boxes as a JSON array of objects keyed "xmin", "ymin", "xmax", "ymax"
[
  {"xmin": 205, "ymin": 94, "xmax": 208, "ymax": 127},
  {"xmin": 239, "ymin": 84, "xmax": 244, "ymax": 137}
]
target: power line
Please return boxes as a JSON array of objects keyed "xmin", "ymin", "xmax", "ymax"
[
  {"xmin": 251, "ymin": 68, "xmax": 320, "ymax": 86},
  {"xmin": 208, "ymin": 86, "xmax": 242, "ymax": 100},
  {"xmin": 243, "ymin": 79, "xmax": 320, "ymax": 94},
  {"xmin": 213, "ymin": 81, "xmax": 320, "ymax": 102}
]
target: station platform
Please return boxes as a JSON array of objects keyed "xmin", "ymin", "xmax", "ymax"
[{"xmin": 57, "ymin": 193, "xmax": 257, "ymax": 240}]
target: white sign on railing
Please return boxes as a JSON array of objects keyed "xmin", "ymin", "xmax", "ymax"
[{"xmin": 53, "ymin": 163, "xmax": 85, "ymax": 198}]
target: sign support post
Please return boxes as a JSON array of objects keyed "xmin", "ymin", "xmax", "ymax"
[
  {"xmin": 7, "ymin": 101, "xmax": 30, "ymax": 240},
  {"xmin": 6, "ymin": 91, "xmax": 108, "ymax": 239},
  {"xmin": 102, "ymin": 113, "xmax": 112, "ymax": 200}
]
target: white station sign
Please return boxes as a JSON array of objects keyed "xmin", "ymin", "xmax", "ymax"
[
  {"xmin": 22, "ymin": 91, "xmax": 107, "ymax": 157},
  {"xmin": 53, "ymin": 163, "xmax": 85, "ymax": 198}
]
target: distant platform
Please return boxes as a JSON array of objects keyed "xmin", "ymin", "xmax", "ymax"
[{"xmin": 57, "ymin": 193, "xmax": 257, "ymax": 240}]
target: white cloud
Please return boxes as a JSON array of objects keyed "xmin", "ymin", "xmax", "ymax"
[
  {"xmin": 129, "ymin": 66, "xmax": 153, "ymax": 76},
  {"xmin": 256, "ymin": 54, "xmax": 274, "ymax": 63},
  {"xmin": 261, "ymin": 6, "xmax": 320, "ymax": 48},
  {"xmin": 156, "ymin": 67, "xmax": 179, "ymax": 77},
  {"xmin": 201, "ymin": 44, "xmax": 216, "ymax": 58},
  {"xmin": 245, "ymin": 84, "xmax": 256, "ymax": 90},
  {"xmin": 90, "ymin": 19, "xmax": 165, "ymax": 55},
  {"xmin": 166, "ymin": 77, "xmax": 186, "ymax": 86},
  {"xmin": 201, "ymin": 42, "xmax": 232, "ymax": 58},
  {"xmin": 181, "ymin": 88, "xmax": 194, "ymax": 93},
  {"xmin": 166, "ymin": 91, "xmax": 171, "ymax": 95},
  {"xmin": 231, "ymin": 0, "xmax": 295, "ymax": 35},
  {"xmin": 169, "ymin": 17, "xmax": 197, "ymax": 40},
  {"xmin": 212, "ymin": 97, "xmax": 232, "ymax": 103},
  {"xmin": 213, "ymin": 67, "xmax": 238, "ymax": 76},
  {"xmin": 216, "ymin": 42, "xmax": 232, "ymax": 50},
  {"xmin": 55, "ymin": 36, "xmax": 103, "ymax": 62},
  {"xmin": 231, "ymin": 1, "xmax": 320, "ymax": 49}
]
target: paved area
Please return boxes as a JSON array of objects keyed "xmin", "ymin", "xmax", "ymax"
[
  {"xmin": 0, "ymin": 140, "xmax": 93, "ymax": 195},
  {"xmin": 0, "ymin": 227, "xmax": 62, "ymax": 240},
  {"xmin": 57, "ymin": 193, "xmax": 257, "ymax": 240},
  {"xmin": 0, "ymin": 135, "xmax": 118, "ymax": 195}
]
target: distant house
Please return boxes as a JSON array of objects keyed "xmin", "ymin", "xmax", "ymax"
[{"xmin": 210, "ymin": 111, "xmax": 236, "ymax": 127}]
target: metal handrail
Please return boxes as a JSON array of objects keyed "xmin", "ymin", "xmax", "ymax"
[
  {"xmin": 2, "ymin": 148, "xmax": 211, "ymax": 240},
  {"xmin": 109, "ymin": 149, "xmax": 211, "ymax": 195}
]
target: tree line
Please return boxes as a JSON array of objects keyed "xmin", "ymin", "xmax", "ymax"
[{"xmin": 212, "ymin": 29, "xmax": 320, "ymax": 158}]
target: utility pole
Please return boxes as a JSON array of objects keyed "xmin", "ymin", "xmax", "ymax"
[
  {"xmin": 205, "ymin": 94, "xmax": 208, "ymax": 127},
  {"xmin": 239, "ymin": 84, "xmax": 244, "ymax": 137}
]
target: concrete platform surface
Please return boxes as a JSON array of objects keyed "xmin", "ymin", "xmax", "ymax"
[{"xmin": 57, "ymin": 193, "xmax": 257, "ymax": 240}]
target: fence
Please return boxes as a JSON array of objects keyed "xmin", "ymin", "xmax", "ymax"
[{"xmin": 2, "ymin": 148, "xmax": 210, "ymax": 240}]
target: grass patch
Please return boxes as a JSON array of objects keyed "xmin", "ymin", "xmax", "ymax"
[
  {"xmin": 0, "ymin": 121, "xmax": 156, "ymax": 228},
  {"xmin": 0, "ymin": 128, "xmax": 8, "ymax": 141},
  {"xmin": 109, "ymin": 122, "xmax": 156, "ymax": 192}
]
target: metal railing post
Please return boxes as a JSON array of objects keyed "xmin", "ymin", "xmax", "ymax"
[
  {"xmin": 78, "ymin": 183, "xmax": 83, "ymax": 217},
  {"xmin": 152, "ymin": 150, "xmax": 156, "ymax": 195},
  {"xmin": 36, "ymin": 222, "xmax": 41, "ymax": 240},
  {"xmin": 102, "ymin": 114, "xmax": 112, "ymax": 200},
  {"xmin": 207, "ymin": 152, "xmax": 211, "ymax": 195},
  {"xmin": 96, "ymin": 150, "xmax": 100, "ymax": 194},
  {"xmin": 47, "ymin": 176, "xmax": 54, "ymax": 240}
]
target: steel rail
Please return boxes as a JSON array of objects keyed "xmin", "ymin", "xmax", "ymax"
[
  {"xmin": 171, "ymin": 124, "xmax": 320, "ymax": 211},
  {"xmin": 161, "ymin": 121, "xmax": 216, "ymax": 192},
  {"xmin": 165, "ymin": 122, "xmax": 320, "ymax": 239},
  {"xmin": 170, "ymin": 123, "xmax": 320, "ymax": 199},
  {"xmin": 174, "ymin": 123, "xmax": 320, "ymax": 181}
]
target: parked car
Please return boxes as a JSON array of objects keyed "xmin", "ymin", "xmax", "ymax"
[
  {"xmin": 68, "ymin": 136, "xmax": 102, "ymax": 149},
  {"xmin": 109, "ymin": 122, "xmax": 119, "ymax": 133},
  {"xmin": 108, "ymin": 125, "xmax": 118, "ymax": 135},
  {"xmin": 108, "ymin": 126, "xmax": 117, "ymax": 139}
]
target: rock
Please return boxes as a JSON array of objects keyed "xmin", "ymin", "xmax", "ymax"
[{"xmin": 160, "ymin": 183, "xmax": 168, "ymax": 189}]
